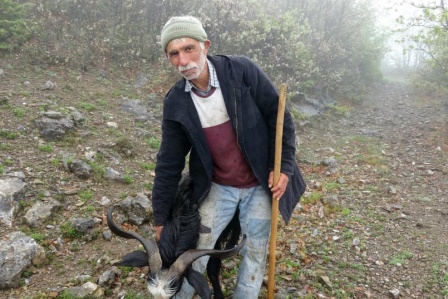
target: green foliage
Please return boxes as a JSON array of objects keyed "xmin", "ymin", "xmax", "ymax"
[
  {"xmin": 145, "ymin": 137, "xmax": 161, "ymax": 149},
  {"xmin": 389, "ymin": 250, "xmax": 414, "ymax": 266},
  {"xmin": 22, "ymin": 0, "xmax": 167, "ymax": 69},
  {"xmin": 208, "ymin": 8, "xmax": 315, "ymax": 91},
  {"xmin": 123, "ymin": 174, "xmax": 133, "ymax": 184},
  {"xmin": 301, "ymin": 191, "xmax": 322, "ymax": 205},
  {"xmin": 119, "ymin": 266, "xmax": 134, "ymax": 278},
  {"xmin": 341, "ymin": 208, "xmax": 351, "ymax": 217},
  {"xmin": 114, "ymin": 137, "xmax": 136, "ymax": 157},
  {"xmin": 88, "ymin": 161, "xmax": 106, "ymax": 181},
  {"xmin": 123, "ymin": 290, "xmax": 146, "ymax": 299},
  {"xmin": 398, "ymin": 2, "xmax": 448, "ymax": 88},
  {"xmin": 17, "ymin": 0, "xmax": 386, "ymax": 97},
  {"xmin": 60, "ymin": 222, "xmax": 83, "ymax": 239},
  {"xmin": 30, "ymin": 232, "xmax": 46, "ymax": 243},
  {"xmin": 322, "ymin": 181, "xmax": 342, "ymax": 192},
  {"xmin": 0, "ymin": 129, "xmax": 18, "ymax": 139},
  {"xmin": 0, "ymin": 0, "xmax": 31, "ymax": 52},
  {"xmin": 142, "ymin": 182, "xmax": 153, "ymax": 191},
  {"xmin": 427, "ymin": 261, "xmax": 448, "ymax": 296},
  {"xmin": 325, "ymin": 104, "xmax": 351, "ymax": 117},
  {"xmin": 38, "ymin": 144, "xmax": 54, "ymax": 152},
  {"xmin": 12, "ymin": 107, "xmax": 26, "ymax": 117},
  {"xmin": 140, "ymin": 162, "xmax": 156, "ymax": 171},
  {"xmin": 79, "ymin": 189, "xmax": 94, "ymax": 201},
  {"xmin": 57, "ymin": 290, "xmax": 78, "ymax": 299},
  {"xmin": 77, "ymin": 102, "xmax": 96, "ymax": 111}
]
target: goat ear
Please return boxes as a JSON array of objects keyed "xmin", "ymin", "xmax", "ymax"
[
  {"xmin": 114, "ymin": 250, "xmax": 149, "ymax": 267},
  {"xmin": 185, "ymin": 268, "xmax": 212, "ymax": 299}
]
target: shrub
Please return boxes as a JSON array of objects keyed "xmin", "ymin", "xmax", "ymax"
[{"xmin": 0, "ymin": 0, "xmax": 31, "ymax": 52}]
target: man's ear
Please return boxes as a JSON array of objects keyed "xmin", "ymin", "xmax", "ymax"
[{"xmin": 204, "ymin": 40, "xmax": 211, "ymax": 52}]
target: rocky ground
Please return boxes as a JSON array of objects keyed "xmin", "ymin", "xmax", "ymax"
[{"xmin": 0, "ymin": 59, "xmax": 447, "ymax": 299}]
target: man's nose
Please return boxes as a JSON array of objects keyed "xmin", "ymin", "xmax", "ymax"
[{"xmin": 178, "ymin": 52, "xmax": 189, "ymax": 66}]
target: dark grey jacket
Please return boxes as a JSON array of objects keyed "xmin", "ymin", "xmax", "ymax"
[{"xmin": 152, "ymin": 55, "xmax": 306, "ymax": 226}]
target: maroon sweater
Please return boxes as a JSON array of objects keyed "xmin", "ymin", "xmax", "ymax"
[{"xmin": 191, "ymin": 87, "xmax": 258, "ymax": 188}]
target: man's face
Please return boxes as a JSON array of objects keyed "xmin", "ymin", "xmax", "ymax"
[{"xmin": 166, "ymin": 38, "xmax": 210, "ymax": 81}]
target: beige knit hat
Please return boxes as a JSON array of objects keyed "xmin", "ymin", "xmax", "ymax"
[{"xmin": 160, "ymin": 16, "xmax": 208, "ymax": 52}]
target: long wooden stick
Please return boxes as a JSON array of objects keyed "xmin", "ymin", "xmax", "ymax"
[{"xmin": 267, "ymin": 83, "xmax": 287, "ymax": 299}]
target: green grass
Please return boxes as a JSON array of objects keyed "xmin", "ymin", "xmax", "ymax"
[
  {"xmin": 322, "ymin": 181, "xmax": 342, "ymax": 191},
  {"xmin": 86, "ymin": 160, "xmax": 106, "ymax": 181},
  {"xmin": 341, "ymin": 208, "xmax": 351, "ymax": 216},
  {"xmin": 77, "ymin": 101, "xmax": 96, "ymax": 111},
  {"xmin": 389, "ymin": 250, "xmax": 414, "ymax": 266},
  {"xmin": 97, "ymin": 98, "xmax": 108, "ymax": 107},
  {"xmin": 424, "ymin": 261, "xmax": 448, "ymax": 295},
  {"xmin": 145, "ymin": 136, "xmax": 161, "ymax": 149},
  {"xmin": 0, "ymin": 129, "xmax": 19, "ymax": 139},
  {"xmin": 114, "ymin": 137, "xmax": 136, "ymax": 157},
  {"xmin": 123, "ymin": 290, "xmax": 146, "ymax": 299},
  {"xmin": 3, "ymin": 158, "xmax": 13, "ymax": 166},
  {"xmin": 60, "ymin": 222, "xmax": 83, "ymax": 239},
  {"xmin": 30, "ymin": 232, "xmax": 47, "ymax": 243},
  {"xmin": 326, "ymin": 104, "xmax": 352, "ymax": 116},
  {"xmin": 12, "ymin": 107, "xmax": 26, "ymax": 118},
  {"xmin": 38, "ymin": 144, "xmax": 54, "ymax": 152},
  {"xmin": 79, "ymin": 189, "xmax": 94, "ymax": 201},
  {"xmin": 123, "ymin": 174, "xmax": 134, "ymax": 184},
  {"xmin": 140, "ymin": 162, "xmax": 156, "ymax": 171},
  {"xmin": 301, "ymin": 190, "xmax": 322, "ymax": 205},
  {"xmin": 0, "ymin": 143, "xmax": 13, "ymax": 150}
]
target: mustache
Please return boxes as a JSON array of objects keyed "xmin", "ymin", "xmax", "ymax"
[{"xmin": 178, "ymin": 63, "xmax": 197, "ymax": 72}]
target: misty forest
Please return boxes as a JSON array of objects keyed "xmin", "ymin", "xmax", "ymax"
[{"xmin": 1, "ymin": 0, "xmax": 447, "ymax": 299}]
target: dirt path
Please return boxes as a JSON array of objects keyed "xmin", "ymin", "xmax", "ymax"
[
  {"xmin": 350, "ymin": 83, "xmax": 448, "ymax": 298},
  {"xmin": 281, "ymin": 82, "xmax": 448, "ymax": 298}
]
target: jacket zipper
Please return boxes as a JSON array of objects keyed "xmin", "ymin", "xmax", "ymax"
[{"xmin": 233, "ymin": 88, "xmax": 239, "ymax": 143}]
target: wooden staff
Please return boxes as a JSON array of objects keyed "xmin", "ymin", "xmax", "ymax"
[{"xmin": 267, "ymin": 83, "xmax": 287, "ymax": 299}]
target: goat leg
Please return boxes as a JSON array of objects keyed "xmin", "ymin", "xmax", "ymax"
[{"xmin": 185, "ymin": 268, "xmax": 212, "ymax": 299}]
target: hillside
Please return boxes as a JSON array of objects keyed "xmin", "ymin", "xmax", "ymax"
[{"xmin": 1, "ymin": 60, "xmax": 447, "ymax": 299}]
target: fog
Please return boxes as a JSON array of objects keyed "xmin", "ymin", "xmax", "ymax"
[{"xmin": 375, "ymin": 0, "xmax": 429, "ymax": 74}]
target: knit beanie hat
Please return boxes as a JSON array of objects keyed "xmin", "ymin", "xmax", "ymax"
[{"xmin": 161, "ymin": 16, "xmax": 208, "ymax": 52}]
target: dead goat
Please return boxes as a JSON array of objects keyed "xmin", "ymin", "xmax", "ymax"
[{"xmin": 107, "ymin": 174, "xmax": 244, "ymax": 298}]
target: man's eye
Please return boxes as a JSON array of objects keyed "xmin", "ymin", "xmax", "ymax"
[{"xmin": 169, "ymin": 52, "xmax": 178, "ymax": 58}]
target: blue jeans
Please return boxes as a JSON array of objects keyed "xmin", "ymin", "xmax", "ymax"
[{"xmin": 174, "ymin": 182, "xmax": 272, "ymax": 299}]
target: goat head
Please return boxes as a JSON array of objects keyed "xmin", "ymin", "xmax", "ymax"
[{"xmin": 107, "ymin": 205, "xmax": 246, "ymax": 298}]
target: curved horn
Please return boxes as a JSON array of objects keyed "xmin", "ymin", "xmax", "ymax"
[
  {"xmin": 107, "ymin": 205, "xmax": 162, "ymax": 271},
  {"xmin": 167, "ymin": 234, "xmax": 247, "ymax": 278}
]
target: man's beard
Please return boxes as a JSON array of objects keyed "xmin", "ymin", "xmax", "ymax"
[{"xmin": 177, "ymin": 53, "xmax": 206, "ymax": 81}]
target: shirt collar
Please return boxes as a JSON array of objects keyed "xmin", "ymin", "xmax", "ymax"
[{"xmin": 184, "ymin": 59, "xmax": 220, "ymax": 92}]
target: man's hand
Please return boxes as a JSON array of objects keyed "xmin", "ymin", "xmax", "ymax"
[
  {"xmin": 155, "ymin": 226, "xmax": 164, "ymax": 242},
  {"xmin": 268, "ymin": 171, "xmax": 289, "ymax": 200}
]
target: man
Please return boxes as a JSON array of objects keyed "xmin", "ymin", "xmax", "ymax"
[{"xmin": 152, "ymin": 16, "xmax": 306, "ymax": 298}]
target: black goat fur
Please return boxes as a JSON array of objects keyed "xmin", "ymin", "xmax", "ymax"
[
  {"xmin": 111, "ymin": 173, "xmax": 242, "ymax": 298},
  {"xmin": 158, "ymin": 174, "xmax": 200, "ymax": 268},
  {"xmin": 163, "ymin": 174, "xmax": 242, "ymax": 298}
]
